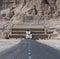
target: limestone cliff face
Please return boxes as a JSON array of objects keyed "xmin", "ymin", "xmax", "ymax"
[
  {"xmin": 15, "ymin": 0, "xmax": 60, "ymax": 22},
  {"xmin": 1, "ymin": 0, "xmax": 60, "ymax": 23}
]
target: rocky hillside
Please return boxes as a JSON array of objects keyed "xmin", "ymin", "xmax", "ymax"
[{"xmin": 0, "ymin": 0, "xmax": 60, "ymax": 23}]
